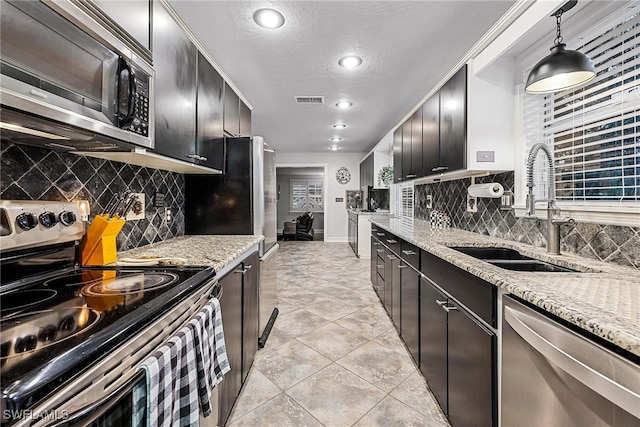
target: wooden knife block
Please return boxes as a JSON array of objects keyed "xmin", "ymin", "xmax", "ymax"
[{"xmin": 80, "ymin": 215, "xmax": 125, "ymax": 266}]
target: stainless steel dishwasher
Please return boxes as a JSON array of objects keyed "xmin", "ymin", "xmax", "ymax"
[{"xmin": 502, "ymin": 295, "xmax": 639, "ymax": 427}]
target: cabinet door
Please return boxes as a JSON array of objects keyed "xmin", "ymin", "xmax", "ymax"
[
  {"xmin": 391, "ymin": 254, "xmax": 401, "ymax": 329},
  {"xmin": 448, "ymin": 301, "xmax": 495, "ymax": 427},
  {"xmin": 400, "ymin": 264, "xmax": 420, "ymax": 364},
  {"xmin": 420, "ymin": 277, "xmax": 448, "ymax": 415},
  {"xmin": 196, "ymin": 52, "xmax": 224, "ymax": 170},
  {"xmin": 410, "ymin": 106, "xmax": 423, "ymax": 178},
  {"xmin": 217, "ymin": 268, "xmax": 244, "ymax": 426},
  {"xmin": 439, "ymin": 65, "xmax": 467, "ymax": 173},
  {"xmin": 370, "ymin": 236, "xmax": 378, "ymax": 287},
  {"xmin": 393, "ymin": 128, "xmax": 403, "ymax": 183},
  {"xmin": 422, "ymin": 93, "xmax": 440, "ymax": 175},
  {"xmin": 153, "ymin": 2, "xmax": 197, "ymax": 162},
  {"xmin": 93, "ymin": 0, "xmax": 150, "ymax": 50},
  {"xmin": 383, "ymin": 248, "xmax": 394, "ymax": 314},
  {"xmin": 239, "ymin": 101, "xmax": 252, "ymax": 136},
  {"xmin": 224, "ymin": 83, "xmax": 240, "ymax": 136},
  {"xmin": 242, "ymin": 252, "xmax": 260, "ymax": 383},
  {"xmin": 401, "ymin": 118, "xmax": 413, "ymax": 180}
]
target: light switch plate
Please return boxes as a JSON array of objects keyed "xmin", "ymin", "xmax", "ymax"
[
  {"xmin": 426, "ymin": 195, "xmax": 433, "ymax": 209},
  {"xmin": 476, "ymin": 151, "xmax": 495, "ymax": 162},
  {"xmin": 126, "ymin": 193, "xmax": 145, "ymax": 221},
  {"xmin": 467, "ymin": 194, "xmax": 478, "ymax": 213}
]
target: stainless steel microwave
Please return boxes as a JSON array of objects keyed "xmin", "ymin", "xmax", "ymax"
[{"xmin": 0, "ymin": 0, "xmax": 153, "ymax": 150}]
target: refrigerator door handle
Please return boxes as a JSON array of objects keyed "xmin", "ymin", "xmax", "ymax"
[{"xmin": 504, "ymin": 305, "xmax": 640, "ymax": 418}]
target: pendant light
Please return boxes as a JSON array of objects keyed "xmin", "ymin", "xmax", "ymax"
[{"xmin": 525, "ymin": 1, "xmax": 595, "ymax": 94}]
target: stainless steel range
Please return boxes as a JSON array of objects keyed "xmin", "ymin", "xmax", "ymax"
[{"xmin": 0, "ymin": 200, "xmax": 218, "ymax": 426}]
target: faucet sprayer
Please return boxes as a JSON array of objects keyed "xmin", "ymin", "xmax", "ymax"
[{"xmin": 524, "ymin": 142, "xmax": 575, "ymax": 254}]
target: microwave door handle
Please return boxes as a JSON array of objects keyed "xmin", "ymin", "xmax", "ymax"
[
  {"xmin": 117, "ymin": 58, "xmax": 137, "ymax": 127},
  {"xmin": 61, "ymin": 370, "xmax": 146, "ymax": 425}
]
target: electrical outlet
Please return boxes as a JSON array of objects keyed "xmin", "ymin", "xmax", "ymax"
[
  {"xmin": 467, "ymin": 194, "xmax": 478, "ymax": 213},
  {"xmin": 126, "ymin": 193, "xmax": 145, "ymax": 220},
  {"xmin": 426, "ymin": 194, "xmax": 433, "ymax": 209},
  {"xmin": 165, "ymin": 208, "xmax": 172, "ymax": 222}
]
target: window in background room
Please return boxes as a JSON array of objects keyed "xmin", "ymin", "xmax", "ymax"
[
  {"xmin": 523, "ymin": 4, "xmax": 640, "ymax": 207},
  {"xmin": 290, "ymin": 180, "xmax": 323, "ymax": 212}
]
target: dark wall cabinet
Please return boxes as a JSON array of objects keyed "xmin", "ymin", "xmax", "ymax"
[
  {"xmin": 394, "ymin": 65, "xmax": 467, "ymax": 181},
  {"xmin": 196, "ymin": 52, "xmax": 225, "ymax": 170},
  {"xmin": 152, "ymin": 2, "xmax": 197, "ymax": 163},
  {"xmin": 359, "ymin": 152, "xmax": 375, "ymax": 188},
  {"xmin": 218, "ymin": 250, "xmax": 260, "ymax": 426},
  {"xmin": 393, "ymin": 128, "xmax": 403, "ymax": 183},
  {"xmin": 223, "ymin": 83, "xmax": 251, "ymax": 137},
  {"xmin": 438, "ymin": 65, "xmax": 467, "ymax": 173}
]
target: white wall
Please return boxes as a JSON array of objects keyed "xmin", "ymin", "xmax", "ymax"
[{"xmin": 277, "ymin": 152, "xmax": 365, "ymax": 242}]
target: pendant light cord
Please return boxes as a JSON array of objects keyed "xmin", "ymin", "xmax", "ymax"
[{"xmin": 554, "ymin": 11, "xmax": 564, "ymax": 45}]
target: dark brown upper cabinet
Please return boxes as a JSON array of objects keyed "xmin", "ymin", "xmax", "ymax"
[
  {"xmin": 224, "ymin": 83, "xmax": 241, "ymax": 136},
  {"xmin": 393, "ymin": 128, "xmax": 403, "ymax": 183},
  {"xmin": 239, "ymin": 101, "xmax": 252, "ymax": 136},
  {"xmin": 401, "ymin": 118, "xmax": 413, "ymax": 180},
  {"xmin": 410, "ymin": 106, "xmax": 423, "ymax": 178},
  {"xmin": 422, "ymin": 93, "xmax": 440, "ymax": 175},
  {"xmin": 152, "ymin": 2, "xmax": 197, "ymax": 163},
  {"xmin": 437, "ymin": 65, "xmax": 467, "ymax": 173},
  {"xmin": 196, "ymin": 52, "xmax": 225, "ymax": 170}
]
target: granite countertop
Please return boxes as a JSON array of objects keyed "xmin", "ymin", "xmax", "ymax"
[
  {"xmin": 348, "ymin": 208, "xmax": 390, "ymax": 215},
  {"xmin": 369, "ymin": 217, "xmax": 640, "ymax": 357},
  {"xmin": 118, "ymin": 235, "xmax": 264, "ymax": 273}
]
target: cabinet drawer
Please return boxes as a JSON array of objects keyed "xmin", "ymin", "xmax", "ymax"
[
  {"xmin": 383, "ymin": 232, "xmax": 401, "ymax": 255},
  {"xmin": 372, "ymin": 228, "xmax": 386, "ymax": 241},
  {"xmin": 400, "ymin": 241, "xmax": 420, "ymax": 270},
  {"xmin": 421, "ymin": 250, "xmax": 496, "ymax": 327}
]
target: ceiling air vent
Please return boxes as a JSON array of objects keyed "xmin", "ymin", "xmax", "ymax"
[{"xmin": 295, "ymin": 96, "xmax": 324, "ymax": 104}]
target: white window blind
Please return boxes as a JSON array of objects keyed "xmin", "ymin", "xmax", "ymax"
[
  {"xmin": 523, "ymin": 5, "xmax": 640, "ymax": 203},
  {"xmin": 290, "ymin": 180, "xmax": 323, "ymax": 212}
]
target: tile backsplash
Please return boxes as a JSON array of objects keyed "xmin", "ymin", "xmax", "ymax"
[
  {"xmin": 0, "ymin": 141, "xmax": 185, "ymax": 250},
  {"xmin": 414, "ymin": 172, "xmax": 640, "ymax": 268}
]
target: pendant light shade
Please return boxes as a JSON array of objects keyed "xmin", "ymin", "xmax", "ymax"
[
  {"xmin": 525, "ymin": 1, "xmax": 596, "ymax": 94},
  {"xmin": 525, "ymin": 44, "xmax": 595, "ymax": 94}
]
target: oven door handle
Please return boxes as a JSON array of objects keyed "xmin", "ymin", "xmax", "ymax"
[{"xmin": 57, "ymin": 370, "xmax": 145, "ymax": 426}]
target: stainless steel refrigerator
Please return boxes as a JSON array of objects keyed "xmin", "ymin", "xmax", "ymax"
[{"xmin": 185, "ymin": 136, "xmax": 278, "ymax": 342}]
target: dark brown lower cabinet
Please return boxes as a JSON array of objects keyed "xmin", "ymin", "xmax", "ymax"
[
  {"xmin": 391, "ymin": 253, "xmax": 401, "ymax": 329},
  {"xmin": 383, "ymin": 247, "xmax": 394, "ymax": 314},
  {"xmin": 420, "ymin": 275, "xmax": 496, "ymax": 427},
  {"xmin": 448, "ymin": 299, "xmax": 495, "ymax": 427},
  {"xmin": 420, "ymin": 277, "xmax": 448, "ymax": 412},
  {"xmin": 241, "ymin": 252, "xmax": 260, "ymax": 383},
  {"xmin": 217, "ymin": 268, "xmax": 243, "ymax": 426},
  {"xmin": 400, "ymin": 263, "xmax": 420, "ymax": 364}
]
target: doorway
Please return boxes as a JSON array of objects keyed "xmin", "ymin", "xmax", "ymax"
[{"xmin": 276, "ymin": 166, "xmax": 326, "ymax": 241}]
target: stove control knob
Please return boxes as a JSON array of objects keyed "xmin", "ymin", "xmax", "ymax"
[
  {"xmin": 59, "ymin": 211, "xmax": 77, "ymax": 226},
  {"xmin": 16, "ymin": 212, "xmax": 38, "ymax": 230},
  {"xmin": 39, "ymin": 211, "xmax": 58, "ymax": 228}
]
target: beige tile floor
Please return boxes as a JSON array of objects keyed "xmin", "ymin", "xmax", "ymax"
[{"xmin": 227, "ymin": 241, "xmax": 450, "ymax": 427}]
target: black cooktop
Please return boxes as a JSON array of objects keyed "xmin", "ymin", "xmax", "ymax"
[{"xmin": 0, "ymin": 264, "xmax": 215, "ymax": 417}]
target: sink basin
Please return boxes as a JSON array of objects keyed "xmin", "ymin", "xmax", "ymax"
[{"xmin": 449, "ymin": 246, "xmax": 579, "ymax": 273}]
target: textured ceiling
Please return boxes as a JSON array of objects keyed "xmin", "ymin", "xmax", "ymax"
[{"xmin": 169, "ymin": 1, "xmax": 516, "ymax": 154}]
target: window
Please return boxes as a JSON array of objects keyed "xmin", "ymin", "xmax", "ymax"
[
  {"xmin": 523, "ymin": 5, "xmax": 640, "ymax": 205},
  {"xmin": 290, "ymin": 180, "xmax": 323, "ymax": 212}
]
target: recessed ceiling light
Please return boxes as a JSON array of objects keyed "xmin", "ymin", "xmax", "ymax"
[
  {"xmin": 333, "ymin": 123, "xmax": 347, "ymax": 129},
  {"xmin": 329, "ymin": 145, "xmax": 340, "ymax": 151},
  {"xmin": 336, "ymin": 101, "xmax": 352, "ymax": 109},
  {"xmin": 253, "ymin": 8, "xmax": 285, "ymax": 29},
  {"xmin": 331, "ymin": 137, "xmax": 342, "ymax": 142},
  {"xmin": 338, "ymin": 56, "xmax": 362, "ymax": 69}
]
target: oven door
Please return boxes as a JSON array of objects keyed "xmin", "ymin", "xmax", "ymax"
[
  {"xmin": 60, "ymin": 371, "xmax": 146, "ymax": 427},
  {"xmin": 0, "ymin": 0, "xmax": 152, "ymax": 148}
]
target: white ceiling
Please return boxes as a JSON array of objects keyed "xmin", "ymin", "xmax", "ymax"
[{"xmin": 169, "ymin": 1, "xmax": 516, "ymax": 154}]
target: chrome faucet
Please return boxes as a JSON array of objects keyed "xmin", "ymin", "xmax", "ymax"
[{"xmin": 525, "ymin": 142, "xmax": 575, "ymax": 255}]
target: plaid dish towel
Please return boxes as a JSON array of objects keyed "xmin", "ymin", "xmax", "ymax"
[
  {"xmin": 139, "ymin": 326, "xmax": 200, "ymax": 427},
  {"xmin": 188, "ymin": 297, "xmax": 231, "ymax": 417}
]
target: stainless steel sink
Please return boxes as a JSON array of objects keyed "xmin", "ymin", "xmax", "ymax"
[{"xmin": 449, "ymin": 246, "xmax": 579, "ymax": 273}]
